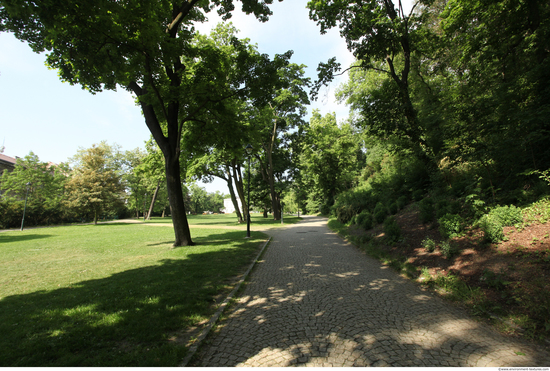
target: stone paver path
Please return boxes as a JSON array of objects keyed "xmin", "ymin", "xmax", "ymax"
[{"xmin": 196, "ymin": 215, "xmax": 550, "ymax": 367}]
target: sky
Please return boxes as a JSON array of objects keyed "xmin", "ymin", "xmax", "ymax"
[{"xmin": 0, "ymin": 0, "xmax": 411, "ymax": 194}]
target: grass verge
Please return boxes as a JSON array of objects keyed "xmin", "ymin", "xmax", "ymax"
[
  {"xmin": 327, "ymin": 218, "xmax": 418, "ymax": 279},
  {"xmin": 0, "ymin": 224, "xmax": 267, "ymax": 366}
]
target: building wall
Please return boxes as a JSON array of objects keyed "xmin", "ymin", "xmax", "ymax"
[
  {"xmin": 223, "ymin": 197, "xmax": 243, "ymax": 214},
  {"xmin": 0, "ymin": 154, "xmax": 16, "ymax": 176}
]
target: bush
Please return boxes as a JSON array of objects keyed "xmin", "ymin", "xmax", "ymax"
[
  {"xmin": 490, "ymin": 205, "xmax": 523, "ymax": 226},
  {"xmin": 320, "ymin": 203, "xmax": 332, "ymax": 216},
  {"xmin": 374, "ymin": 202, "xmax": 387, "ymax": 224},
  {"xmin": 356, "ymin": 210, "xmax": 374, "ymax": 230},
  {"xmin": 418, "ymin": 198, "xmax": 435, "ymax": 223},
  {"xmin": 374, "ymin": 209, "xmax": 386, "ymax": 224},
  {"xmin": 478, "ymin": 215, "xmax": 505, "ymax": 243},
  {"xmin": 412, "ymin": 189, "xmax": 424, "ymax": 201},
  {"xmin": 478, "ymin": 205, "xmax": 523, "ymax": 243},
  {"xmin": 0, "ymin": 200, "xmax": 23, "ymax": 229},
  {"xmin": 396, "ymin": 195, "xmax": 408, "ymax": 210},
  {"xmin": 438, "ymin": 213, "xmax": 464, "ymax": 239},
  {"xmin": 335, "ymin": 204, "xmax": 355, "ymax": 224},
  {"xmin": 389, "ymin": 202, "xmax": 398, "ymax": 215},
  {"xmin": 422, "ymin": 237, "xmax": 437, "ymax": 252},
  {"xmin": 435, "ymin": 199, "xmax": 451, "ymax": 219},
  {"xmin": 440, "ymin": 240, "xmax": 459, "ymax": 259},
  {"xmin": 383, "ymin": 216, "xmax": 401, "ymax": 243}
]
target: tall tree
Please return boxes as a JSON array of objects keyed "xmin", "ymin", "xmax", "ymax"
[
  {"xmin": 248, "ymin": 63, "xmax": 310, "ymax": 220},
  {"xmin": 0, "ymin": 152, "xmax": 69, "ymax": 226},
  {"xmin": 299, "ymin": 110, "xmax": 363, "ymax": 209},
  {"xmin": 307, "ymin": 0, "xmax": 434, "ymax": 166},
  {"xmin": 133, "ymin": 139, "xmax": 169, "ymax": 219},
  {"xmin": 184, "ymin": 24, "xmax": 307, "ymax": 222},
  {"xmin": 439, "ymin": 0, "xmax": 550, "ymax": 179},
  {"xmin": 65, "ymin": 143, "xmax": 125, "ymax": 224},
  {"xmin": 0, "ymin": 0, "xmax": 286, "ymax": 246}
]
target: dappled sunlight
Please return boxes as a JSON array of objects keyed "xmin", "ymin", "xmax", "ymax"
[
  {"xmin": 196, "ymin": 215, "xmax": 550, "ymax": 367},
  {"xmin": 305, "ymin": 262, "xmax": 321, "ymax": 267},
  {"xmin": 432, "ymin": 317, "xmax": 480, "ymax": 337},
  {"xmin": 368, "ymin": 278, "xmax": 391, "ymax": 290},
  {"xmin": 279, "ymin": 264, "xmax": 295, "ymax": 271},
  {"xmin": 247, "ymin": 296, "xmax": 269, "ymax": 307},
  {"xmin": 409, "ymin": 293, "xmax": 432, "ymax": 302},
  {"xmin": 332, "ymin": 271, "xmax": 360, "ymax": 278}
]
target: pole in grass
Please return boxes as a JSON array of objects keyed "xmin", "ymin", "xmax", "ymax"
[
  {"xmin": 245, "ymin": 143, "xmax": 253, "ymax": 238},
  {"xmin": 20, "ymin": 182, "xmax": 30, "ymax": 231}
]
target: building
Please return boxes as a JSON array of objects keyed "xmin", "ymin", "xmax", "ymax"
[
  {"xmin": 0, "ymin": 153, "xmax": 17, "ymax": 176},
  {"xmin": 223, "ymin": 197, "xmax": 243, "ymax": 214}
]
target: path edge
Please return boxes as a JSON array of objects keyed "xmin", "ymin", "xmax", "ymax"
[{"xmin": 178, "ymin": 236, "xmax": 272, "ymax": 367}]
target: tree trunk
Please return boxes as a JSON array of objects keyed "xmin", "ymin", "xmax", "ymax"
[
  {"xmin": 266, "ymin": 119, "xmax": 280, "ymax": 220},
  {"xmin": 146, "ymin": 181, "xmax": 160, "ymax": 220},
  {"xmin": 225, "ymin": 165, "xmax": 243, "ymax": 223},
  {"xmin": 129, "ymin": 79, "xmax": 193, "ymax": 246},
  {"xmin": 135, "ymin": 192, "xmax": 140, "ymax": 218},
  {"xmin": 164, "ymin": 152, "xmax": 194, "ymax": 246},
  {"xmin": 232, "ymin": 162, "xmax": 248, "ymax": 222}
]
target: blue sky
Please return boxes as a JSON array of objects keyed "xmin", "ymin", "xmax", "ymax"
[{"xmin": 0, "ymin": 0, "xmax": 411, "ymax": 194}]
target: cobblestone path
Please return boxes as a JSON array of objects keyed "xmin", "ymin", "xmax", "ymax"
[{"xmin": 196, "ymin": 216, "xmax": 550, "ymax": 367}]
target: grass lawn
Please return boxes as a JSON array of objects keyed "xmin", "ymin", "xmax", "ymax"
[
  {"xmin": 144, "ymin": 213, "xmax": 302, "ymax": 227},
  {"xmin": 0, "ymin": 223, "xmax": 268, "ymax": 366}
]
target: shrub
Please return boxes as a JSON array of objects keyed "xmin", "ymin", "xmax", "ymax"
[
  {"xmin": 478, "ymin": 205, "xmax": 523, "ymax": 243},
  {"xmin": 490, "ymin": 205, "xmax": 523, "ymax": 226},
  {"xmin": 320, "ymin": 203, "xmax": 332, "ymax": 216},
  {"xmin": 435, "ymin": 199, "xmax": 451, "ymax": 219},
  {"xmin": 389, "ymin": 202, "xmax": 398, "ymax": 215},
  {"xmin": 418, "ymin": 198, "xmax": 435, "ymax": 223},
  {"xmin": 359, "ymin": 234, "xmax": 373, "ymax": 244},
  {"xmin": 440, "ymin": 240, "xmax": 459, "ymax": 259},
  {"xmin": 335, "ymin": 205, "xmax": 355, "ymax": 224},
  {"xmin": 374, "ymin": 210, "xmax": 386, "ymax": 224},
  {"xmin": 438, "ymin": 213, "xmax": 464, "ymax": 239},
  {"xmin": 396, "ymin": 195, "xmax": 408, "ymax": 210},
  {"xmin": 412, "ymin": 189, "xmax": 424, "ymax": 201},
  {"xmin": 357, "ymin": 210, "xmax": 374, "ymax": 230},
  {"xmin": 384, "ymin": 216, "xmax": 401, "ymax": 243},
  {"xmin": 422, "ymin": 237, "xmax": 437, "ymax": 252},
  {"xmin": 522, "ymin": 198, "xmax": 550, "ymax": 224},
  {"xmin": 478, "ymin": 215, "xmax": 505, "ymax": 243},
  {"xmin": 373, "ymin": 202, "xmax": 387, "ymax": 224}
]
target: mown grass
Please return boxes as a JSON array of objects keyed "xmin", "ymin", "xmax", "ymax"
[
  {"xmin": 0, "ymin": 224, "xmax": 267, "ymax": 366},
  {"xmin": 145, "ymin": 213, "xmax": 301, "ymax": 227}
]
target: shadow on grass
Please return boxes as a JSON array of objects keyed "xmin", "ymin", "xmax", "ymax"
[
  {"xmin": 0, "ymin": 232, "xmax": 265, "ymax": 367},
  {"xmin": 0, "ymin": 233, "xmax": 53, "ymax": 244}
]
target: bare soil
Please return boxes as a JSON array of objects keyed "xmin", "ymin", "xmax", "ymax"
[{"xmin": 351, "ymin": 204, "xmax": 550, "ymax": 343}]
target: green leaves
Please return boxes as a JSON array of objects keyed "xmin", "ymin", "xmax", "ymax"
[
  {"xmin": 299, "ymin": 110, "xmax": 362, "ymax": 207},
  {"xmin": 65, "ymin": 143, "xmax": 126, "ymax": 224}
]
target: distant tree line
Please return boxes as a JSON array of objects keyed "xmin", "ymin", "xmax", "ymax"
[{"xmin": 0, "ymin": 141, "xmax": 226, "ymax": 229}]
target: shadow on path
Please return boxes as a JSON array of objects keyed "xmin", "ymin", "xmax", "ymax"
[{"xmin": 195, "ymin": 216, "xmax": 550, "ymax": 367}]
